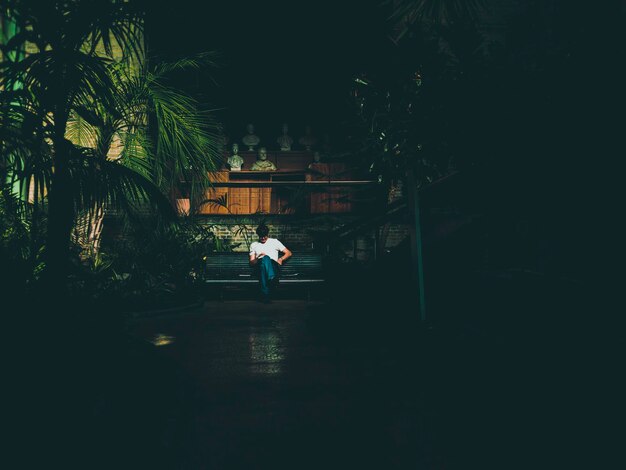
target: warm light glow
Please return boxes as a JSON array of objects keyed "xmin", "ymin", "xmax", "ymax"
[{"xmin": 151, "ymin": 334, "xmax": 175, "ymax": 347}]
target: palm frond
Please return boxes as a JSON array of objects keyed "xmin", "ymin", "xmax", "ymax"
[
  {"xmin": 107, "ymin": 61, "xmax": 222, "ymax": 197},
  {"xmin": 146, "ymin": 76, "xmax": 222, "ymax": 190},
  {"xmin": 195, "ymin": 194, "xmax": 229, "ymax": 213},
  {"xmin": 151, "ymin": 51, "xmax": 221, "ymax": 78},
  {"xmin": 66, "ymin": 110, "xmax": 100, "ymax": 149},
  {"xmin": 68, "ymin": 147, "xmax": 176, "ymax": 220},
  {"xmin": 67, "ymin": 0, "xmax": 145, "ymax": 62},
  {"xmin": 116, "ymin": 130, "xmax": 151, "ymax": 168},
  {"xmin": 387, "ymin": 0, "xmax": 486, "ymax": 25}
]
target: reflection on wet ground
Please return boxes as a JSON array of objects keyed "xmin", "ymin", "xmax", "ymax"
[
  {"xmin": 126, "ymin": 300, "xmax": 438, "ymax": 469},
  {"xmin": 10, "ymin": 266, "xmax": 597, "ymax": 469},
  {"xmin": 113, "ymin": 266, "xmax": 594, "ymax": 470},
  {"xmin": 14, "ymin": 270, "xmax": 595, "ymax": 470},
  {"xmin": 248, "ymin": 328, "xmax": 284, "ymax": 376}
]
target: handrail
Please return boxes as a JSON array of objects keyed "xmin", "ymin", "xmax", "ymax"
[
  {"xmin": 321, "ymin": 171, "xmax": 463, "ymax": 246},
  {"xmin": 208, "ymin": 180, "xmax": 378, "ymax": 188}
]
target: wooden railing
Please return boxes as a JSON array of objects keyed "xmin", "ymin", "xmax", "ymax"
[{"xmin": 193, "ymin": 170, "xmax": 377, "ymax": 215}]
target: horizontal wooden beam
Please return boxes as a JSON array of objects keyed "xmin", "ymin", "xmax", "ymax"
[{"xmin": 208, "ymin": 181, "xmax": 379, "ymax": 188}]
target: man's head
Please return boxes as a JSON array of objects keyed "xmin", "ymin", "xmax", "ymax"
[
  {"xmin": 256, "ymin": 223, "xmax": 269, "ymax": 242},
  {"xmin": 258, "ymin": 147, "xmax": 267, "ymax": 160}
]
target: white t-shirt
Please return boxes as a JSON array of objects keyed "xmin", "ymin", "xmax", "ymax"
[{"xmin": 249, "ymin": 238, "xmax": 287, "ymax": 262}]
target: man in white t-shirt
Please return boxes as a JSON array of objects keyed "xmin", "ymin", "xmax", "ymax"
[{"xmin": 249, "ymin": 224, "xmax": 292, "ymax": 303}]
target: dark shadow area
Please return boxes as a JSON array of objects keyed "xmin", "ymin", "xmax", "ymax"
[
  {"xmin": 6, "ymin": 228, "xmax": 606, "ymax": 470},
  {"xmin": 7, "ymin": 300, "xmax": 200, "ymax": 469},
  {"xmin": 319, "ymin": 227, "xmax": 602, "ymax": 469}
]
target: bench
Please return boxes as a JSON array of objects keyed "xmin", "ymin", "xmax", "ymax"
[{"xmin": 204, "ymin": 252, "xmax": 325, "ymax": 300}]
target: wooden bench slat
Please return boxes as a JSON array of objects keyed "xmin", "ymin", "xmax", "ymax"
[{"xmin": 205, "ymin": 252, "xmax": 325, "ymax": 285}]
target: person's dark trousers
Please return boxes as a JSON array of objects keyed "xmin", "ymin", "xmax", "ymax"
[{"xmin": 258, "ymin": 256, "xmax": 280, "ymax": 299}]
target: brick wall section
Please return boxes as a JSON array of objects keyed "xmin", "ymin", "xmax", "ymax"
[
  {"xmin": 199, "ymin": 215, "xmax": 347, "ymax": 252},
  {"xmin": 200, "ymin": 215, "xmax": 410, "ymax": 261}
]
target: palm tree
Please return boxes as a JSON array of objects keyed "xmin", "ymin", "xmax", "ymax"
[
  {"xmin": 1, "ymin": 0, "xmax": 145, "ymax": 294},
  {"xmin": 0, "ymin": 1, "xmax": 222, "ymax": 295},
  {"xmin": 66, "ymin": 55, "xmax": 222, "ymax": 258}
]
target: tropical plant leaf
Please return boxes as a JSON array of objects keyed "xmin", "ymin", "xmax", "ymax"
[
  {"xmin": 387, "ymin": 0, "xmax": 486, "ymax": 25},
  {"xmin": 197, "ymin": 194, "xmax": 229, "ymax": 209},
  {"xmin": 1, "ymin": 0, "xmax": 223, "ymax": 275},
  {"xmin": 151, "ymin": 51, "xmax": 221, "ymax": 77},
  {"xmin": 67, "ymin": 147, "xmax": 176, "ymax": 220},
  {"xmin": 66, "ymin": 110, "xmax": 101, "ymax": 149}
]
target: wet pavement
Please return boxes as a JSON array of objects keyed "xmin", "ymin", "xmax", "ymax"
[
  {"xmin": 10, "ymin": 268, "xmax": 598, "ymax": 469},
  {"xmin": 119, "ymin": 298, "xmax": 527, "ymax": 470},
  {"xmin": 125, "ymin": 300, "xmax": 431, "ymax": 469},
  {"xmin": 118, "ymin": 262, "xmax": 601, "ymax": 470}
]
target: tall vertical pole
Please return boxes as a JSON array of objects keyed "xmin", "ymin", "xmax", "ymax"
[{"xmin": 407, "ymin": 170, "xmax": 426, "ymax": 322}]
